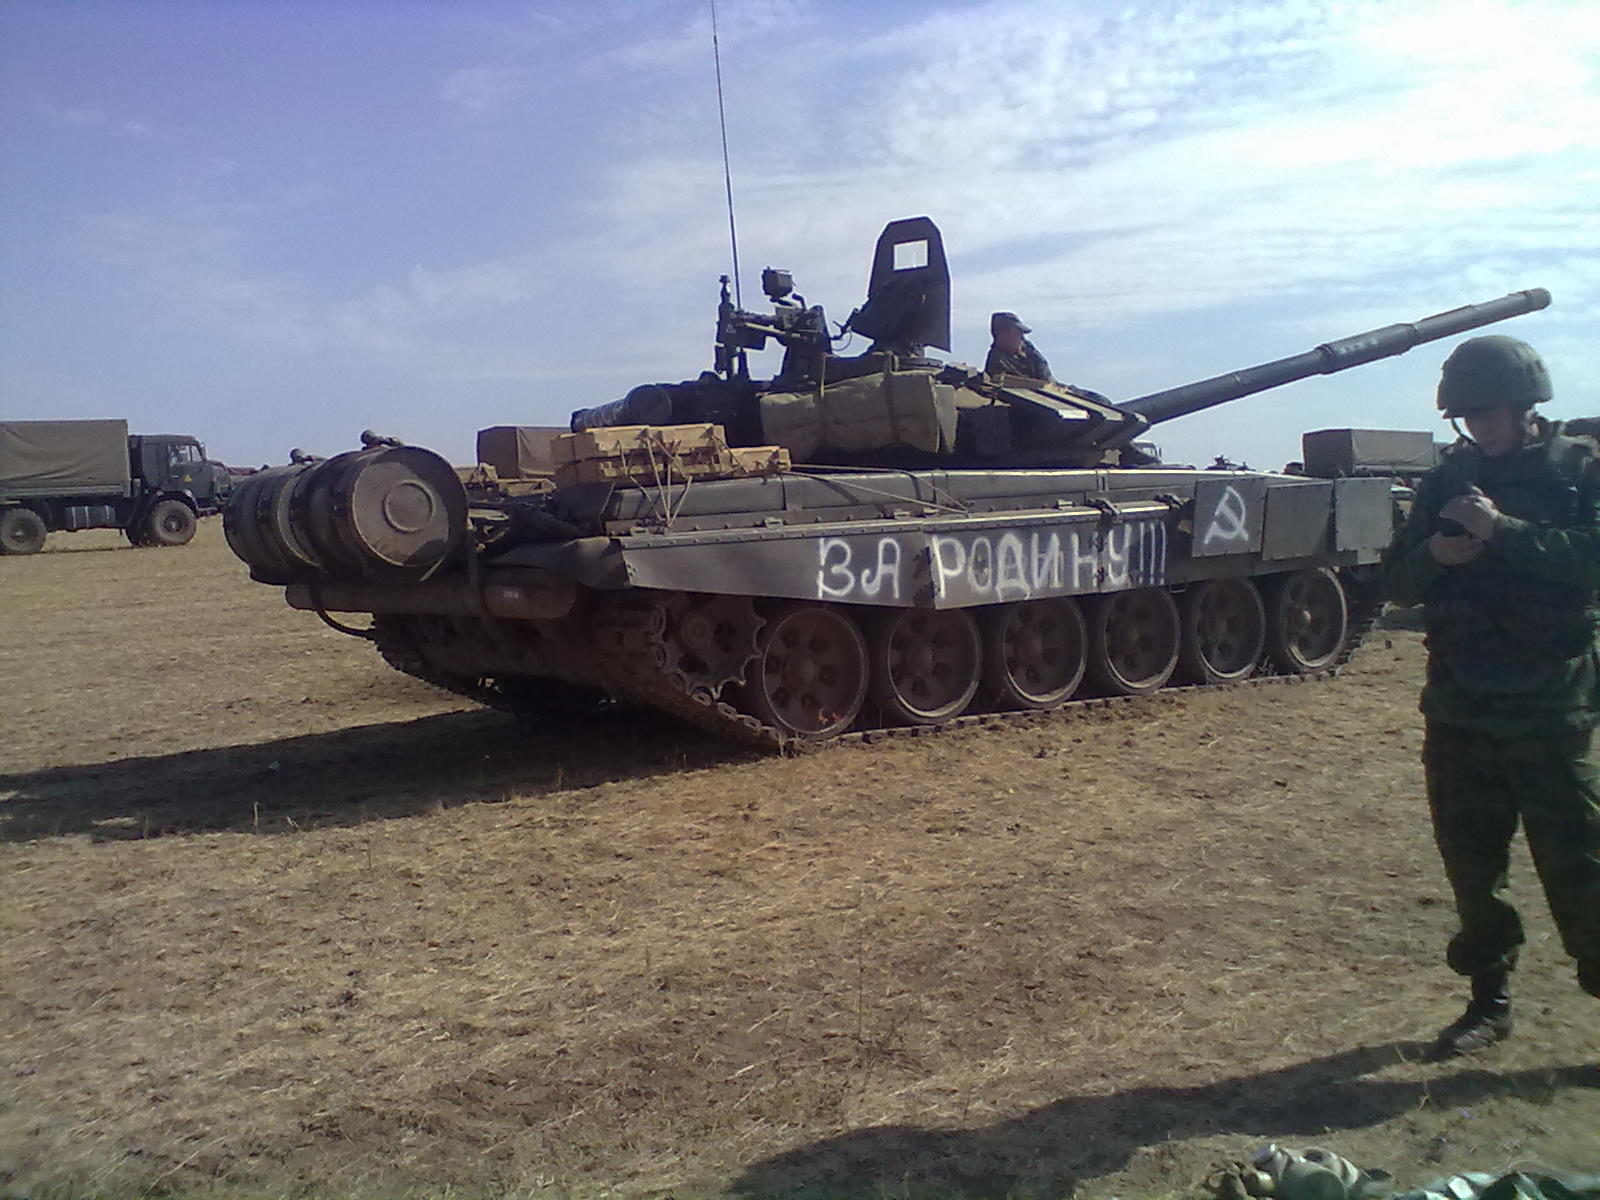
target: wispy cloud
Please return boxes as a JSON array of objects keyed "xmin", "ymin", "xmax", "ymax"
[
  {"xmin": 32, "ymin": 100, "xmax": 159, "ymax": 140},
  {"xmin": 578, "ymin": 0, "xmax": 815, "ymax": 75},
  {"xmin": 436, "ymin": 10, "xmax": 571, "ymax": 119},
  {"xmin": 438, "ymin": 65, "xmax": 545, "ymax": 120},
  {"xmin": 74, "ymin": 196, "xmax": 558, "ymax": 375}
]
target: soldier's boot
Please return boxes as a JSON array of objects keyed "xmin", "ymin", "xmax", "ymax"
[{"xmin": 1426, "ymin": 969, "xmax": 1512, "ymax": 1061}]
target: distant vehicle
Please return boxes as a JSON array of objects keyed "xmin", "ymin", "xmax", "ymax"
[
  {"xmin": 0, "ymin": 419, "xmax": 232, "ymax": 555},
  {"xmin": 1301, "ymin": 428, "xmax": 1444, "ymax": 485}
]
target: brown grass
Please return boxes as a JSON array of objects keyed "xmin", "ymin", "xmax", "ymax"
[{"xmin": 1, "ymin": 523, "xmax": 1596, "ymax": 1199}]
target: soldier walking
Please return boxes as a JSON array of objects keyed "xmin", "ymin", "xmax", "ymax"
[{"xmin": 1382, "ymin": 335, "xmax": 1600, "ymax": 1060}]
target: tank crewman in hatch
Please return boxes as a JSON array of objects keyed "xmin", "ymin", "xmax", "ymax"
[
  {"xmin": 984, "ymin": 311, "xmax": 1053, "ymax": 381},
  {"xmin": 1382, "ymin": 334, "xmax": 1600, "ymax": 1061}
]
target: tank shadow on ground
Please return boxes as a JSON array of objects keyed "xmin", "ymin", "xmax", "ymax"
[
  {"xmin": 729, "ymin": 1044, "xmax": 1598, "ymax": 1200},
  {"xmin": 0, "ymin": 707, "xmax": 753, "ymax": 843}
]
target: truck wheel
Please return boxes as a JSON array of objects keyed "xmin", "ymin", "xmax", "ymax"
[
  {"xmin": 145, "ymin": 499, "xmax": 197, "ymax": 547},
  {"xmin": 0, "ymin": 507, "xmax": 48, "ymax": 555}
]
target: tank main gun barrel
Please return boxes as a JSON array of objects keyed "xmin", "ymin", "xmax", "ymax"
[{"xmin": 1119, "ymin": 288, "xmax": 1551, "ymax": 427}]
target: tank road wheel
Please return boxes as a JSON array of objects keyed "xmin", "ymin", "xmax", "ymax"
[
  {"xmin": 658, "ymin": 592, "xmax": 764, "ymax": 699},
  {"xmin": 1085, "ymin": 587, "xmax": 1181, "ymax": 697},
  {"xmin": 0, "ymin": 508, "xmax": 48, "ymax": 555},
  {"xmin": 738, "ymin": 603, "xmax": 869, "ymax": 740},
  {"xmin": 144, "ymin": 499, "xmax": 197, "ymax": 547},
  {"xmin": 868, "ymin": 607, "xmax": 983, "ymax": 725},
  {"xmin": 1177, "ymin": 577, "xmax": 1267, "ymax": 685},
  {"xmin": 980, "ymin": 598, "xmax": 1088, "ymax": 710},
  {"xmin": 1264, "ymin": 567, "xmax": 1348, "ymax": 675}
]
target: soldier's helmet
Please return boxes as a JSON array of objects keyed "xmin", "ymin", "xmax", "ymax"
[{"xmin": 1436, "ymin": 335, "xmax": 1552, "ymax": 417}]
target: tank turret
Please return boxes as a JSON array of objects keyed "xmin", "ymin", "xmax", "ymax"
[{"xmin": 571, "ymin": 218, "xmax": 1550, "ymax": 472}]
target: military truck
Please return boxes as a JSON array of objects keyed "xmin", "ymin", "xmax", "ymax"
[
  {"xmin": 223, "ymin": 218, "xmax": 1550, "ymax": 747},
  {"xmin": 1301, "ymin": 428, "xmax": 1443, "ymax": 483},
  {"xmin": 0, "ymin": 420, "xmax": 232, "ymax": 555}
]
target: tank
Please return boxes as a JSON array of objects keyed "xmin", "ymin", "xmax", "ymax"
[{"xmin": 224, "ymin": 218, "xmax": 1551, "ymax": 747}]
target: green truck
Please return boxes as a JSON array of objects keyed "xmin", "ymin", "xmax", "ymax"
[{"xmin": 0, "ymin": 419, "xmax": 232, "ymax": 555}]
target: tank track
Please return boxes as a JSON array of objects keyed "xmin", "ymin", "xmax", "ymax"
[
  {"xmin": 1333, "ymin": 570, "xmax": 1386, "ymax": 675},
  {"xmin": 368, "ymin": 569, "xmax": 1387, "ymax": 755},
  {"xmin": 370, "ymin": 606, "xmax": 788, "ymax": 748},
  {"xmin": 588, "ymin": 593, "xmax": 783, "ymax": 750},
  {"xmin": 370, "ymin": 615, "xmax": 563, "ymax": 718}
]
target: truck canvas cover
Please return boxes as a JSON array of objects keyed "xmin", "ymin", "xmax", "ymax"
[
  {"xmin": 0, "ymin": 419, "xmax": 131, "ymax": 498},
  {"xmin": 1302, "ymin": 428, "xmax": 1439, "ymax": 478}
]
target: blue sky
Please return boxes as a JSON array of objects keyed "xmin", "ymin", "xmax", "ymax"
[{"xmin": 2, "ymin": 0, "xmax": 1596, "ymax": 470}]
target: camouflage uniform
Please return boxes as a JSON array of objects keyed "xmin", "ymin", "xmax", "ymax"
[
  {"xmin": 1383, "ymin": 418, "xmax": 1600, "ymax": 998},
  {"xmin": 985, "ymin": 339, "xmax": 1053, "ymax": 382}
]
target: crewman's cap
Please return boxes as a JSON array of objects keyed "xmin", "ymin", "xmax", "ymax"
[{"xmin": 991, "ymin": 311, "xmax": 1030, "ymax": 335}]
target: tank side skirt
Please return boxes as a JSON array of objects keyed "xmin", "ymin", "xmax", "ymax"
[
  {"xmin": 609, "ymin": 525, "xmax": 1373, "ymax": 610},
  {"xmin": 355, "ymin": 499, "xmax": 1375, "ymax": 615}
]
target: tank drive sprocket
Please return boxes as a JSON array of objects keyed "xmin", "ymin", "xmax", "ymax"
[{"xmin": 591, "ymin": 590, "xmax": 780, "ymax": 748}]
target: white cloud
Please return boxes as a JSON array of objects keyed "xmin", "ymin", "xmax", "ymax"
[
  {"xmin": 77, "ymin": 0, "xmax": 1600, "ymax": 354},
  {"xmin": 20, "ymin": 0, "xmax": 1598, "ymax": 465}
]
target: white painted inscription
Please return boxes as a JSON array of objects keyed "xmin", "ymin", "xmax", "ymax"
[
  {"xmin": 816, "ymin": 536, "xmax": 903, "ymax": 601},
  {"xmin": 814, "ymin": 521, "xmax": 1167, "ymax": 604}
]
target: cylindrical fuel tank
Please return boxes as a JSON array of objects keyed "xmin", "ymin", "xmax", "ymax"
[
  {"xmin": 295, "ymin": 444, "xmax": 468, "ymax": 580},
  {"xmin": 570, "ymin": 383, "xmax": 675, "ymax": 432},
  {"xmin": 223, "ymin": 464, "xmax": 321, "ymax": 584},
  {"xmin": 223, "ymin": 445, "xmax": 467, "ymax": 583}
]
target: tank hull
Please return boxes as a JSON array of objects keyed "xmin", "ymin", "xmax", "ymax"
[{"xmin": 262, "ymin": 464, "xmax": 1391, "ymax": 747}]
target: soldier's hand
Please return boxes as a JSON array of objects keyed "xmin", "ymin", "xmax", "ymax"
[
  {"xmin": 1428, "ymin": 532, "xmax": 1486, "ymax": 566},
  {"xmin": 1439, "ymin": 488, "xmax": 1500, "ymax": 541}
]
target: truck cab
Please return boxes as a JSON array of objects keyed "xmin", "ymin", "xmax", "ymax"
[{"xmin": 131, "ymin": 435, "xmax": 231, "ymax": 514}]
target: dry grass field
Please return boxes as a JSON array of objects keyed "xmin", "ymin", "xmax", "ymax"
[{"xmin": 2, "ymin": 521, "xmax": 1596, "ymax": 1200}]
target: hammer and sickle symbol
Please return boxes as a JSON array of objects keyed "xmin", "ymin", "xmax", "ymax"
[{"xmin": 1203, "ymin": 485, "xmax": 1251, "ymax": 545}]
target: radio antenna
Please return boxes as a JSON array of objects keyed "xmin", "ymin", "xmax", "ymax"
[{"xmin": 710, "ymin": 0, "xmax": 741, "ymax": 307}]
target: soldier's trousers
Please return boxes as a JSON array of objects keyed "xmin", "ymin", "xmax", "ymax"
[{"xmin": 1424, "ymin": 721, "xmax": 1600, "ymax": 996}]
